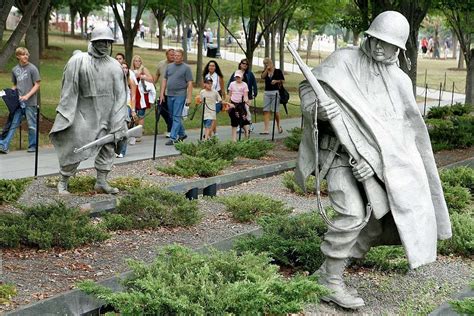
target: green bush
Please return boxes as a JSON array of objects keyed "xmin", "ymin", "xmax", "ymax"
[
  {"xmin": 235, "ymin": 139, "xmax": 274, "ymax": 159},
  {"xmin": 441, "ymin": 167, "xmax": 474, "ymax": 195},
  {"xmin": 78, "ymin": 245, "xmax": 329, "ymax": 315},
  {"xmin": 102, "ymin": 186, "xmax": 202, "ymax": 230},
  {"xmin": 0, "ymin": 284, "xmax": 17, "ymax": 304},
  {"xmin": 284, "ymin": 127, "xmax": 303, "ymax": 151},
  {"xmin": 175, "ymin": 137, "xmax": 240, "ymax": 161},
  {"xmin": 45, "ymin": 176, "xmax": 96, "ymax": 194},
  {"xmin": 449, "ymin": 281, "xmax": 474, "ymax": 315},
  {"xmin": 0, "ymin": 178, "xmax": 31, "ymax": 205},
  {"xmin": 109, "ymin": 177, "xmax": 147, "ymax": 191},
  {"xmin": 282, "ymin": 171, "xmax": 327, "ymax": 196},
  {"xmin": 359, "ymin": 246, "xmax": 409, "ymax": 273},
  {"xmin": 442, "ymin": 183, "xmax": 472, "ymax": 214},
  {"xmin": 426, "ymin": 115, "xmax": 474, "ymax": 151},
  {"xmin": 438, "ymin": 212, "xmax": 474, "ymax": 257},
  {"xmin": 218, "ymin": 194, "xmax": 292, "ymax": 222},
  {"xmin": 235, "ymin": 213, "xmax": 328, "ymax": 272},
  {"xmin": 158, "ymin": 155, "xmax": 231, "ymax": 178},
  {"xmin": 0, "ymin": 202, "xmax": 109, "ymax": 249},
  {"xmin": 426, "ymin": 103, "xmax": 473, "ymax": 119}
]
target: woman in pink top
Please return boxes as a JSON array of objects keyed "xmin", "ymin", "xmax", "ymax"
[{"xmin": 227, "ymin": 70, "xmax": 250, "ymax": 141}]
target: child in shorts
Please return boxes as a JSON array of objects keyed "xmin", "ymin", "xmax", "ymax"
[
  {"xmin": 199, "ymin": 76, "xmax": 222, "ymax": 140},
  {"xmin": 227, "ymin": 70, "xmax": 250, "ymax": 141}
]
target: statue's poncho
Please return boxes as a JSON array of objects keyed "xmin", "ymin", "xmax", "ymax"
[
  {"xmin": 50, "ymin": 46, "xmax": 127, "ymax": 166},
  {"xmin": 297, "ymin": 43, "xmax": 452, "ymax": 269}
]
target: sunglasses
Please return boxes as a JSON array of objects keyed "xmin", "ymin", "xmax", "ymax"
[{"xmin": 241, "ymin": 62, "xmax": 248, "ymax": 65}]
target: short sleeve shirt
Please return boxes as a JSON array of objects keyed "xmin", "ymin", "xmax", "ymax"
[
  {"xmin": 156, "ymin": 59, "xmax": 171, "ymax": 93},
  {"xmin": 200, "ymin": 89, "xmax": 222, "ymax": 120},
  {"xmin": 165, "ymin": 63, "xmax": 193, "ymax": 96},
  {"xmin": 229, "ymin": 81, "xmax": 248, "ymax": 103},
  {"xmin": 12, "ymin": 62, "xmax": 41, "ymax": 106}
]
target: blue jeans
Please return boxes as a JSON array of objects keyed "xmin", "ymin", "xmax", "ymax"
[
  {"xmin": 0, "ymin": 104, "xmax": 37, "ymax": 150},
  {"xmin": 168, "ymin": 95, "xmax": 186, "ymax": 141}
]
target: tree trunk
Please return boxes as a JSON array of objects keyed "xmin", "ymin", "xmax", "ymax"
[
  {"xmin": 451, "ymin": 30, "xmax": 457, "ymax": 60},
  {"xmin": 84, "ymin": 15, "xmax": 88, "ymax": 37},
  {"xmin": 264, "ymin": 30, "xmax": 270, "ymax": 57},
  {"xmin": 26, "ymin": 10, "xmax": 40, "ymax": 68},
  {"xmin": 465, "ymin": 51, "xmax": 473, "ymax": 104},
  {"xmin": 70, "ymin": 7, "xmax": 76, "ymax": 36},
  {"xmin": 0, "ymin": 0, "xmax": 15, "ymax": 43},
  {"xmin": 157, "ymin": 17, "xmax": 164, "ymax": 50},
  {"xmin": 458, "ymin": 49, "xmax": 465, "ymax": 69},
  {"xmin": 306, "ymin": 31, "xmax": 314, "ymax": 61},
  {"xmin": 0, "ymin": 0, "xmax": 40, "ymax": 71},
  {"xmin": 270, "ymin": 24, "xmax": 276, "ymax": 63},
  {"xmin": 196, "ymin": 27, "xmax": 203, "ymax": 86},
  {"xmin": 279, "ymin": 20, "xmax": 285, "ymax": 71},
  {"xmin": 353, "ymin": 30, "xmax": 359, "ymax": 46},
  {"xmin": 39, "ymin": 13, "xmax": 44, "ymax": 56},
  {"xmin": 44, "ymin": 8, "xmax": 49, "ymax": 49},
  {"xmin": 181, "ymin": 21, "xmax": 187, "ymax": 62},
  {"xmin": 37, "ymin": 0, "xmax": 50, "ymax": 58},
  {"xmin": 297, "ymin": 30, "xmax": 302, "ymax": 51},
  {"xmin": 79, "ymin": 15, "xmax": 84, "ymax": 36}
]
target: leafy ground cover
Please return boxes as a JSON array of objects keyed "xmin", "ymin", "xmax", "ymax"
[{"xmin": 78, "ymin": 245, "xmax": 329, "ymax": 315}]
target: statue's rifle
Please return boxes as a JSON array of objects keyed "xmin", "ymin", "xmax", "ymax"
[
  {"xmin": 287, "ymin": 42, "xmax": 390, "ymax": 232},
  {"xmin": 73, "ymin": 125, "xmax": 143, "ymax": 154}
]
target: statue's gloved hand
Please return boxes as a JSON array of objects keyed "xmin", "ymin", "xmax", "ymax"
[
  {"xmin": 352, "ymin": 159, "xmax": 374, "ymax": 182},
  {"xmin": 114, "ymin": 129, "xmax": 128, "ymax": 143},
  {"xmin": 317, "ymin": 99, "xmax": 340, "ymax": 121}
]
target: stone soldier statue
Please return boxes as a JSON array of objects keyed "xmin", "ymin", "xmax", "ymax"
[
  {"xmin": 296, "ymin": 11, "xmax": 452, "ymax": 309},
  {"xmin": 50, "ymin": 26, "xmax": 128, "ymax": 195}
]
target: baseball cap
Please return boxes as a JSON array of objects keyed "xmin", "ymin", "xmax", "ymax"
[
  {"xmin": 204, "ymin": 76, "xmax": 213, "ymax": 83},
  {"xmin": 234, "ymin": 70, "xmax": 244, "ymax": 78}
]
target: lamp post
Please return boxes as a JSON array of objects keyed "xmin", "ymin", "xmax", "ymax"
[{"xmin": 216, "ymin": 0, "xmax": 221, "ymax": 58}]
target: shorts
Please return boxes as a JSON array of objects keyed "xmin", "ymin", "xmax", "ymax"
[
  {"xmin": 228, "ymin": 102, "xmax": 250, "ymax": 128},
  {"xmin": 215, "ymin": 102, "xmax": 222, "ymax": 113},
  {"xmin": 136, "ymin": 108, "xmax": 146, "ymax": 118},
  {"xmin": 203, "ymin": 119, "xmax": 213, "ymax": 128},
  {"xmin": 263, "ymin": 90, "xmax": 280, "ymax": 112}
]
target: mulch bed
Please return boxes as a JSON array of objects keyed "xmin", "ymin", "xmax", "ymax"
[{"xmin": 0, "ymin": 142, "xmax": 471, "ymax": 313}]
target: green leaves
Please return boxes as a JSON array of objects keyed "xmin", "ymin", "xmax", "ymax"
[
  {"xmin": 78, "ymin": 245, "xmax": 329, "ymax": 314},
  {"xmin": 0, "ymin": 178, "xmax": 31, "ymax": 205}
]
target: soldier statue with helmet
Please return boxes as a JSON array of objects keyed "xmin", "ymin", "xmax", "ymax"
[
  {"xmin": 294, "ymin": 11, "xmax": 452, "ymax": 309},
  {"xmin": 50, "ymin": 25, "xmax": 128, "ymax": 195}
]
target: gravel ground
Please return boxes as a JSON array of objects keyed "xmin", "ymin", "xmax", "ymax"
[{"xmin": 0, "ymin": 144, "xmax": 472, "ymax": 314}]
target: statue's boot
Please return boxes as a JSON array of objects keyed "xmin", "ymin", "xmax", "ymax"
[
  {"xmin": 314, "ymin": 259, "xmax": 358, "ymax": 296},
  {"xmin": 94, "ymin": 170, "xmax": 119, "ymax": 194},
  {"xmin": 57, "ymin": 175, "xmax": 70, "ymax": 195},
  {"xmin": 319, "ymin": 258, "xmax": 365, "ymax": 309}
]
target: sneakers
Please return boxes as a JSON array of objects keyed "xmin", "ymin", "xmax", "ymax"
[
  {"xmin": 116, "ymin": 153, "xmax": 124, "ymax": 158},
  {"xmin": 178, "ymin": 134, "xmax": 188, "ymax": 141},
  {"xmin": 165, "ymin": 139, "xmax": 177, "ymax": 146},
  {"xmin": 27, "ymin": 147, "xmax": 36, "ymax": 153},
  {"xmin": 165, "ymin": 132, "xmax": 171, "ymax": 138},
  {"xmin": 0, "ymin": 145, "xmax": 8, "ymax": 154}
]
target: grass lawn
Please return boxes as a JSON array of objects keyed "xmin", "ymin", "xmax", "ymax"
[{"xmin": 0, "ymin": 31, "xmax": 468, "ymax": 151}]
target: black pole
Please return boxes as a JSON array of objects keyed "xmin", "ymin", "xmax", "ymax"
[
  {"xmin": 200, "ymin": 98, "xmax": 205, "ymax": 141},
  {"xmin": 438, "ymin": 82, "xmax": 442, "ymax": 107},
  {"xmin": 34, "ymin": 104, "xmax": 40, "ymax": 177},
  {"xmin": 424, "ymin": 68, "xmax": 427, "ymax": 87},
  {"xmin": 238, "ymin": 96, "xmax": 243, "ymax": 141},
  {"xmin": 451, "ymin": 82, "xmax": 455, "ymax": 106},
  {"xmin": 271, "ymin": 94, "xmax": 277, "ymax": 141},
  {"xmin": 153, "ymin": 101, "xmax": 161, "ymax": 160},
  {"xmin": 423, "ymin": 84, "xmax": 428, "ymax": 117},
  {"xmin": 443, "ymin": 72, "xmax": 447, "ymax": 91},
  {"xmin": 253, "ymin": 97, "xmax": 257, "ymax": 123}
]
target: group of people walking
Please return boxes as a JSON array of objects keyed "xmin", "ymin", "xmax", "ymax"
[{"xmin": 114, "ymin": 48, "xmax": 286, "ymax": 153}]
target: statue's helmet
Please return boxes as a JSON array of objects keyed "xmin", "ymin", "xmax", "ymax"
[
  {"xmin": 365, "ymin": 11, "xmax": 409, "ymax": 50},
  {"xmin": 90, "ymin": 26, "xmax": 114, "ymax": 42}
]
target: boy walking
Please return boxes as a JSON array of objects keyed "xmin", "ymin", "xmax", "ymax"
[
  {"xmin": 0, "ymin": 47, "xmax": 41, "ymax": 154},
  {"xmin": 199, "ymin": 77, "xmax": 222, "ymax": 139}
]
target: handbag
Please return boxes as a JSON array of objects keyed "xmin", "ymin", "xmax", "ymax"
[{"xmin": 279, "ymin": 85, "xmax": 289, "ymax": 105}]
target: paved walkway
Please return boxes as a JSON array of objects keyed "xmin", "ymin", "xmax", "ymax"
[
  {"xmin": 1, "ymin": 42, "xmax": 467, "ymax": 180},
  {"xmin": 0, "ymin": 118, "xmax": 302, "ymax": 180}
]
